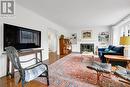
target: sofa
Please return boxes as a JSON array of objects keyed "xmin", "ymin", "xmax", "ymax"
[{"xmin": 98, "ymin": 45, "xmax": 126, "ymax": 66}]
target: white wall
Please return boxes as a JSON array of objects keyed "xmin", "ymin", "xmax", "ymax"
[
  {"xmin": 111, "ymin": 15, "xmax": 130, "ymax": 45},
  {"xmin": 111, "ymin": 27, "xmax": 122, "ymax": 45},
  {"xmin": 0, "ymin": 4, "xmax": 68, "ymax": 77},
  {"xmin": 48, "ymin": 28, "xmax": 58, "ymax": 52},
  {"xmin": 69, "ymin": 26, "xmax": 110, "ymax": 52}
]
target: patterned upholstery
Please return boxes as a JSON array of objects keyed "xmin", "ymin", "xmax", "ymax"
[
  {"xmin": 114, "ymin": 66, "xmax": 130, "ymax": 81},
  {"xmin": 87, "ymin": 61, "xmax": 111, "ymax": 73},
  {"xmin": 86, "ymin": 61, "xmax": 111, "ymax": 86},
  {"xmin": 5, "ymin": 46, "xmax": 49, "ymax": 87},
  {"xmin": 24, "ymin": 62, "xmax": 47, "ymax": 82}
]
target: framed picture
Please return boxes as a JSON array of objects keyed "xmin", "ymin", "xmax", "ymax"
[
  {"xmin": 70, "ymin": 33, "xmax": 77, "ymax": 44},
  {"xmin": 98, "ymin": 32, "xmax": 109, "ymax": 42},
  {"xmin": 98, "ymin": 32, "xmax": 109, "ymax": 47},
  {"xmin": 82, "ymin": 30, "xmax": 92, "ymax": 39}
]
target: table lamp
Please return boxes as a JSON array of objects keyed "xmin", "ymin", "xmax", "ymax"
[{"xmin": 120, "ymin": 36, "xmax": 130, "ymax": 57}]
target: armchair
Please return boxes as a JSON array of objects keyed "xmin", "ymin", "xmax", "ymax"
[
  {"xmin": 114, "ymin": 66, "xmax": 130, "ymax": 85},
  {"xmin": 5, "ymin": 46, "xmax": 49, "ymax": 87},
  {"xmin": 87, "ymin": 61, "xmax": 111, "ymax": 86}
]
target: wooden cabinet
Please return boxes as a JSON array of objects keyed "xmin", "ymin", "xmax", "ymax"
[{"xmin": 59, "ymin": 35, "xmax": 72, "ymax": 57}]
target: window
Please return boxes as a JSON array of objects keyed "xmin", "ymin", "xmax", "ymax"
[{"xmin": 120, "ymin": 21, "xmax": 130, "ymax": 36}]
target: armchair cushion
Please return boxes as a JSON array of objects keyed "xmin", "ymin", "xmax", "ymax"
[
  {"xmin": 114, "ymin": 66, "xmax": 130, "ymax": 81},
  {"xmin": 24, "ymin": 62, "xmax": 47, "ymax": 82},
  {"xmin": 87, "ymin": 62, "xmax": 111, "ymax": 73}
]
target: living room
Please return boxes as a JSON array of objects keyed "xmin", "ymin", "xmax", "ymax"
[{"xmin": 0, "ymin": 0, "xmax": 130, "ymax": 87}]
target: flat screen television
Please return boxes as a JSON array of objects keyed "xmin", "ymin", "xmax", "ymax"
[{"xmin": 4, "ymin": 23, "xmax": 41, "ymax": 50}]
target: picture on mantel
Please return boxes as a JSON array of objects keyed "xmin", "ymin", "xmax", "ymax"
[
  {"xmin": 82, "ymin": 30, "xmax": 92, "ymax": 39},
  {"xmin": 70, "ymin": 33, "xmax": 77, "ymax": 44},
  {"xmin": 98, "ymin": 32, "xmax": 109, "ymax": 45}
]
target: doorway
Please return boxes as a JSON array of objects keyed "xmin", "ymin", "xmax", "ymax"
[{"xmin": 48, "ymin": 30, "xmax": 58, "ymax": 64}]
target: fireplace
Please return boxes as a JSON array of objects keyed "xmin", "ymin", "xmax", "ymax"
[{"xmin": 80, "ymin": 44, "xmax": 94, "ymax": 53}]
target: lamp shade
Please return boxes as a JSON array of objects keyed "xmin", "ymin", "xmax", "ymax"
[{"xmin": 120, "ymin": 36, "xmax": 130, "ymax": 45}]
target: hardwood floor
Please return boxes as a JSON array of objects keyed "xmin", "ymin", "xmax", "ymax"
[
  {"xmin": 0, "ymin": 59, "xmax": 50, "ymax": 87},
  {"xmin": 49, "ymin": 51, "xmax": 59, "ymax": 64},
  {"xmin": 0, "ymin": 76, "xmax": 48, "ymax": 87}
]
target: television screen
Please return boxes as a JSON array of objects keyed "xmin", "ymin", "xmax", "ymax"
[{"xmin": 4, "ymin": 23, "xmax": 41, "ymax": 50}]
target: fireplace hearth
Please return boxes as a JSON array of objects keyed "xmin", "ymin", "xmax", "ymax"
[{"xmin": 80, "ymin": 44, "xmax": 94, "ymax": 53}]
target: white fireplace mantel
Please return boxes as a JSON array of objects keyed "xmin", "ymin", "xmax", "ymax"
[{"xmin": 72, "ymin": 40, "xmax": 98, "ymax": 53}]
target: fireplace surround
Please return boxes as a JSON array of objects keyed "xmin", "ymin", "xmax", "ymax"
[{"xmin": 80, "ymin": 44, "xmax": 94, "ymax": 53}]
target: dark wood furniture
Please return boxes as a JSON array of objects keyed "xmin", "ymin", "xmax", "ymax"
[
  {"xmin": 6, "ymin": 48, "xmax": 44, "ymax": 78},
  {"xmin": 59, "ymin": 35, "xmax": 72, "ymax": 58}
]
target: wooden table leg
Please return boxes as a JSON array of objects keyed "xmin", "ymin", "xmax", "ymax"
[
  {"xmin": 119, "ymin": 80, "xmax": 130, "ymax": 85},
  {"xmin": 106, "ymin": 58, "xmax": 110, "ymax": 63},
  {"xmin": 126, "ymin": 61, "xmax": 130, "ymax": 69},
  {"xmin": 80, "ymin": 55, "xmax": 83, "ymax": 62},
  {"xmin": 97, "ymin": 72, "xmax": 102, "ymax": 86}
]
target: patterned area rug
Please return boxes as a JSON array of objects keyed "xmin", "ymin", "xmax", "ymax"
[{"xmin": 36, "ymin": 53, "xmax": 130, "ymax": 87}]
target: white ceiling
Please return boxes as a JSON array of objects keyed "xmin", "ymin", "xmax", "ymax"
[{"xmin": 17, "ymin": 0, "xmax": 130, "ymax": 29}]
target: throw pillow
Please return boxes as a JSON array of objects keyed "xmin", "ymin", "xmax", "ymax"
[
  {"xmin": 104, "ymin": 48, "xmax": 110, "ymax": 52},
  {"xmin": 108, "ymin": 50, "xmax": 116, "ymax": 53}
]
